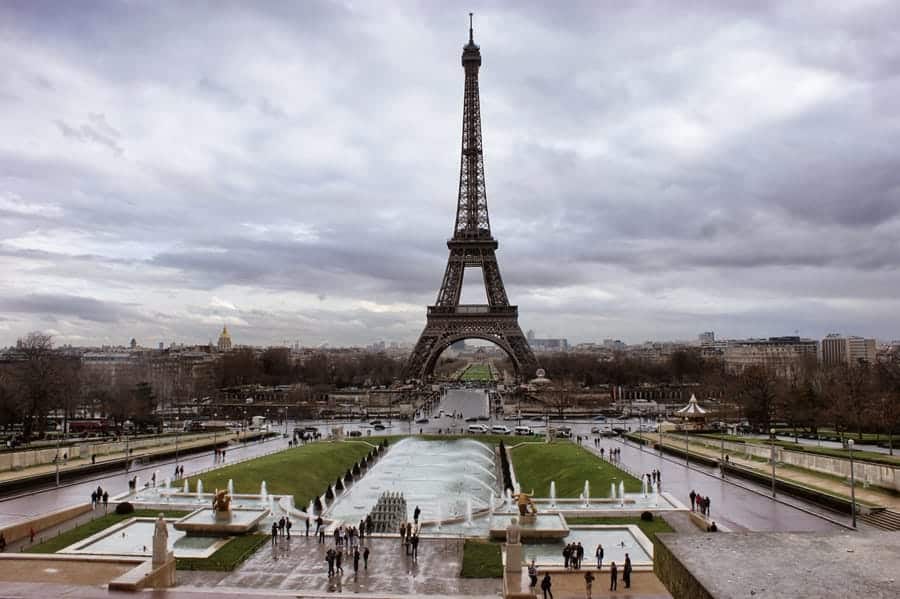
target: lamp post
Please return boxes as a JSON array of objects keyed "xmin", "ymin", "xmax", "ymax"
[
  {"xmin": 848, "ymin": 438, "xmax": 857, "ymax": 528},
  {"xmin": 55, "ymin": 434, "xmax": 61, "ymax": 487},
  {"xmin": 175, "ymin": 416, "xmax": 180, "ymax": 467},
  {"xmin": 684, "ymin": 423, "xmax": 689, "ymax": 467},
  {"xmin": 658, "ymin": 415, "xmax": 662, "ymax": 454},
  {"xmin": 770, "ymin": 427, "xmax": 776, "ymax": 498},
  {"xmin": 720, "ymin": 419, "xmax": 726, "ymax": 479}
]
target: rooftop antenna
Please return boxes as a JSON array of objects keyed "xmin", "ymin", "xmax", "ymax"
[{"xmin": 469, "ymin": 12, "xmax": 474, "ymax": 43}]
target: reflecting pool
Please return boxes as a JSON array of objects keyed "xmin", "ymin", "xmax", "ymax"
[{"xmin": 61, "ymin": 518, "xmax": 228, "ymax": 559}]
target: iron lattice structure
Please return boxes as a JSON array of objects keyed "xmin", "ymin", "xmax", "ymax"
[{"xmin": 404, "ymin": 18, "xmax": 537, "ymax": 382}]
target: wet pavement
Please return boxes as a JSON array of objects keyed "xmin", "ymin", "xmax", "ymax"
[
  {"xmin": 591, "ymin": 438, "xmax": 846, "ymax": 532},
  {"xmin": 0, "ymin": 434, "xmax": 288, "ymax": 527},
  {"xmin": 179, "ymin": 535, "xmax": 501, "ymax": 596}
]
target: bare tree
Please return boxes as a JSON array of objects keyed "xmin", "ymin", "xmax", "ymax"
[
  {"xmin": 13, "ymin": 332, "xmax": 62, "ymax": 441},
  {"xmin": 738, "ymin": 365, "xmax": 779, "ymax": 431},
  {"xmin": 876, "ymin": 353, "xmax": 900, "ymax": 456}
]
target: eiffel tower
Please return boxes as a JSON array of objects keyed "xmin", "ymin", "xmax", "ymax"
[{"xmin": 405, "ymin": 15, "xmax": 537, "ymax": 382}]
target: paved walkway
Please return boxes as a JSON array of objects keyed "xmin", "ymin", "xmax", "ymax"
[
  {"xmin": 179, "ymin": 536, "xmax": 501, "ymax": 596},
  {"xmin": 511, "ymin": 567, "xmax": 671, "ymax": 598},
  {"xmin": 0, "ymin": 432, "xmax": 238, "ymax": 485},
  {"xmin": 644, "ymin": 433, "xmax": 900, "ymax": 510}
]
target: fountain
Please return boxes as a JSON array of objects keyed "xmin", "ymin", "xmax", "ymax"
[
  {"xmin": 641, "ymin": 477, "xmax": 648, "ymax": 498},
  {"xmin": 227, "ymin": 479, "xmax": 234, "ymax": 496},
  {"xmin": 196, "ymin": 480, "xmax": 203, "ymax": 498},
  {"xmin": 610, "ymin": 482, "xmax": 616, "ymax": 499},
  {"xmin": 652, "ymin": 482, "xmax": 659, "ymax": 507},
  {"xmin": 135, "ymin": 475, "xmax": 141, "ymax": 490},
  {"xmin": 154, "ymin": 469, "xmax": 160, "ymax": 487},
  {"xmin": 307, "ymin": 500, "xmax": 314, "ymax": 516},
  {"xmin": 582, "ymin": 480, "xmax": 590, "ymax": 508},
  {"xmin": 618, "ymin": 481, "xmax": 625, "ymax": 507},
  {"xmin": 489, "ymin": 491, "xmax": 495, "ymax": 515},
  {"xmin": 505, "ymin": 488, "xmax": 512, "ymax": 510},
  {"xmin": 465, "ymin": 495, "xmax": 473, "ymax": 527},
  {"xmin": 183, "ymin": 480, "xmax": 189, "ymax": 494},
  {"xmin": 514, "ymin": 481, "xmax": 521, "ymax": 495},
  {"xmin": 549, "ymin": 481, "xmax": 556, "ymax": 508},
  {"xmin": 269, "ymin": 495, "xmax": 276, "ymax": 514},
  {"xmin": 435, "ymin": 502, "xmax": 443, "ymax": 530},
  {"xmin": 260, "ymin": 481, "xmax": 268, "ymax": 502}
]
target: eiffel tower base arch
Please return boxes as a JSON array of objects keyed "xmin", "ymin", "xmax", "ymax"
[{"xmin": 404, "ymin": 308, "xmax": 538, "ymax": 382}]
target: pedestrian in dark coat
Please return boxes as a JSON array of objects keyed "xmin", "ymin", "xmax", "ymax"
[
  {"xmin": 363, "ymin": 546, "xmax": 369, "ymax": 570},
  {"xmin": 271, "ymin": 521, "xmax": 278, "ymax": 544},
  {"xmin": 584, "ymin": 571, "xmax": 595, "ymax": 599},
  {"xmin": 623, "ymin": 554, "xmax": 632, "ymax": 588},
  {"xmin": 411, "ymin": 534, "xmax": 419, "ymax": 560},
  {"xmin": 541, "ymin": 573, "xmax": 553, "ymax": 599},
  {"xmin": 609, "ymin": 562, "xmax": 618, "ymax": 590},
  {"xmin": 353, "ymin": 548, "xmax": 360, "ymax": 573},
  {"xmin": 305, "ymin": 517, "xmax": 310, "ymax": 536},
  {"xmin": 689, "ymin": 489, "xmax": 696, "ymax": 511}
]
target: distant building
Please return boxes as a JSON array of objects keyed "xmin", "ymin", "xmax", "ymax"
[
  {"xmin": 526, "ymin": 329, "xmax": 568, "ymax": 353},
  {"xmin": 698, "ymin": 331, "xmax": 715, "ymax": 346},
  {"xmin": 129, "ymin": 338, "xmax": 137, "ymax": 349},
  {"xmin": 603, "ymin": 338, "xmax": 627, "ymax": 351},
  {"xmin": 822, "ymin": 334, "xmax": 876, "ymax": 367},
  {"xmin": 217, "ymin": 325, "xmax": 233, "ymax": 352},
  {"xmin": 723, "ymin": 336, "xmax": 818, "ymax": 375}
]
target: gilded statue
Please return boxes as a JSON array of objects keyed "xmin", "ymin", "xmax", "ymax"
[
  {"xmin": 514, "ymin": 490, "xmax": 537, "ymax": 516},
  {"xmin": 212, "ymin": 488, "xmax": 232, "ymax": 512}
]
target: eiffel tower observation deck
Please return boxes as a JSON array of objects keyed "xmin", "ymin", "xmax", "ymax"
[{"xmin": 404, "ymin": 15, "xmax": 537, "ymax": 382}]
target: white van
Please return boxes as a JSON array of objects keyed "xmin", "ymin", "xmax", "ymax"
[
  {"xmin": 467, "ymin": 424, "xmax": 488, "ymax": 434},
  {"xmin": 491, "ymin": 425, "xmax": 511, "ymax": 435},
  {"xmin": 514, "ymin": 425, "xmax": 533, "ymax": 436}
]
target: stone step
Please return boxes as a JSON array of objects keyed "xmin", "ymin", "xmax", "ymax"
[{"xmin": 860, "ymin": 509, "xmax": 900, "ymax": 531}]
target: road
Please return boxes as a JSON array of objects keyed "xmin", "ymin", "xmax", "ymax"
[{"xmin": 0, "ymin": 433, "xmax": 288, "ymax": 527}]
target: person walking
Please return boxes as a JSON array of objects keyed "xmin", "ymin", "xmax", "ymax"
[
  {"xmin": 363, "ymin": 546, "xmax": 369, "ymax": 570},
  {"xmin": 595, "ymin": 543, "xmax": 604, "ymax": 570},
  {"xmin": 103, "ymin": 490, "xmax": 109, "ymax": 509},
  {"xmin": 400, "ymin": 521, "xmax": 407, "ymax": 548},
  {"xmin": 689, "ymin": 489, "xmax": 696, "ymax": 511},
  {"xmin": 279, "ymin": 517, "xmax": 286, "ymax": 537},
  {"xmin": 318, "ymin": 525, "xmax": 326, "ymax": 544},
  {"xmin": 413, "ymin": 505, "xmax": 421, "ymax": 524},
  {"xmin": 305, "ymin": 516, "xmax": 310, "ymax": 537},
  {"xmin": 528, "ymin": 560, "xmax": 538, "ymax": 589},
  {"xmin": 411, "ymin": 533, "xmax": 419, "ymax": 560},
  {"xmin": 623, "ymin": 554, "xmax": 632, "ymax": 589},
  {"xmin": 286, "ymin": 517, "xmax": 292, "ymax": 538},
  {"xmin": 353, "ymin": 547, "xmax": 360, "ymax": 574},
  {"xmin": 271, "ymin": 521, "xmax": 278, "ymax": 545},
  {"xmin": 315, "ymin": 515, "xmax": 323, "ymax": 535},
  {"xmin": 576, "ymin": 542, "xmax": 584, "ymax": 569},
  {"xmin": 336, "ymin": 548, "xmax": 344, "ymax": 574},
  {"xmin": 540, "ymin": 573, "xmax": 553, "ymax": 599},
  {"xmin": 91, "ymin": 490, "xmax": 97, "ymax": 508},
  {"xmin": 563, "ymin": 544, "xmax": 570, "ymax": 569},
  {"xmin": 326, "ymin": 549, "xmax": 335, "ymax": 577},
  {"xmin": 609, "ymin": 561, "xmax": 618, "ymax": 591},
  {"xmin": 584, "ymin": 571, "xmax": 595, "ymax": 599}
]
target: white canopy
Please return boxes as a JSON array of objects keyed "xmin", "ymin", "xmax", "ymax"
[{"xmin": 676, "ymin": 394, "xmax": 707, "ymax": 416}]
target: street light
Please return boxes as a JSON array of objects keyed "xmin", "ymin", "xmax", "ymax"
[
  {"xmin": 55, "ymin": 434, "xmax": 61, "ymax": 487},
  {"xmin": 684, "ymin": 423, "xmax": 689, "ymax": 467},
  {"xmin": 175, "ymin": 416, "xmax": 180, "ymax": 467},
  {"xmin": 770, "ymin": 427, "xmax": 777, "ymax": 498},
  {"xmin": 848, "ymin": 438, "xmax": 857, "ymax": 528}
]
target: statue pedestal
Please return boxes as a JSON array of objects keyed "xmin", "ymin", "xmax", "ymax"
[
  {"xmin": 519, "ymin": 514, "xmax": 537, "ymax": 524},
  {"xmin": 214, "ymin": 510, "xmax": 232, "ymax": 522},
  {"xmin": 505, "ymin": 542, "xmax": 523, "ymax": 572}
]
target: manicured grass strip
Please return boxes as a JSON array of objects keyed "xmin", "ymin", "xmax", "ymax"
[
  {"xmin": 177, "ymin": 534, "xmax": 268, "ymax": 571},
  {"xmin": 25, "ymin": 510, "xmax": 189, "ymax": 554},
  {"xmin": 460, "ymin": 364, "xmax": 494, "ymax": 382},
  {"xmin": 511, "ymin": 441, "xmax": 641, "ymax": 499},
  {"xmin": 566, "ymin": 516, "xmax": 674, "ymax": 552},
  {"xmin": 461, "ymin": 539, "xmax": 502, "ymax": 578},
  {"xmin": 183, "ymin": 441, "xmax": 374, "ymax": 508}
]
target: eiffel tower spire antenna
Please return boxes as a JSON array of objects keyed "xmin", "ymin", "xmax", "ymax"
[{"xmin": 404, "ymin": 18, "xmax": 537, "ymax": 382}]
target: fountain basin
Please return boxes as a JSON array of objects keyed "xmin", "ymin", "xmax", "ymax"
[
  {"xmin": 521, "ymin": 525, "xmax": 653, "ymax": 567},
  {"xmin": 60, "ymin": 517, "xmax": 229, "ymax": 559},
  {"xmin": 489, "ymin": 512, "xmax": 569, "ymax": 541},
  {"xmin": 173, "ymin": 507, "xmax": 268, "ymax": 535}
]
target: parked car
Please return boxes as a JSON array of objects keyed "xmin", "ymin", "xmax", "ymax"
[
  {"xmin": 467, "ymin": 424, "xmax": 489, "ymax": 434},
  {"xmin": 373, "ymin": 424, "xmax": 386, "ymax": 431},
  {"xmin": 415, "ymin": 417, "xmax": 429, "ymax": 424},
  {"xmin": 348, "ymin": 430, "xmax": 362, "ymax": 437},
  {"xmin": 491, "ymin": 425, "xmax": 511, "ymax": 435},
  {"xmin": 464, "ymin": 416, "xmax": 479, "ymax": 422},
  {"xmin": 514, "ymin": 425, "xmax": 533, "ymax": 436}
]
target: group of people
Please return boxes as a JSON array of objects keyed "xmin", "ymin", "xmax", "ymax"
[
  {"xmin": 689, "ymin": 489, "xmax": 711, "ymax": 516},
  {"xmin": 269, "ymin": 516, "xmax": 293, "ymax": 542},
  {"xmin": 399, "ymin": 520, "xmax": 421, "ymax": 559},
  {"xmin": 600, "ymin": 447, "xmax": 621, "ymax": 461},
  {"xmin": 333, "ymin": 523, "xmax": 367, "ymax": 548},
  {"xmin": 324, "ymin": 545, "xmax": 369, "ymax": 577},
  {"xmin": 173, "ymin": 464, "xmax": 185, "ymax": 479},
  {"xmin": 530, "ymin": 553, "xmax": 633, "ymax": 599},
  {"xmin": 644, "ymin": 470, "xmax": 662, "ymax": 486},
  {"xmin": 562, "ymin": 541, "xmax": 585, "ymax": 569},
  {"xmin": 90, "ymin": 485, "xmax": 109, "ymax": 508},
  {"xmin": 213, "ymin": 447, "xmax": 227, "ymax": 462}
]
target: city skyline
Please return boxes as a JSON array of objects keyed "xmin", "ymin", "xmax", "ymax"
[{"xmin": 2, "ymin": 2, "xmax": 900, "ymax": 348}]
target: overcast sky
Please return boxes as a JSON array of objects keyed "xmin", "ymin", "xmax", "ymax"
[{"xmin": 1, "ymin": 1, "xmax": 899, "ymax": 349}]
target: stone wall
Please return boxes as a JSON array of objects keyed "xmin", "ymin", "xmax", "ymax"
[
  {"xmin": 653, "ymin": 533, "xmax": 716, "ymax": 599},
  {"xmin": 689, "ymin": 436, "xmax": 900, "ymax": 492}
]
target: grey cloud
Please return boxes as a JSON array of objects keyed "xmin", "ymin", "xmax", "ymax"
[
  {"xmin": 0, "ymin": 293, "xmax": 146, "ymax": 324},
  {"xmin": 54, "ymin": 115, "xmax": 123, "ymax": 155}
]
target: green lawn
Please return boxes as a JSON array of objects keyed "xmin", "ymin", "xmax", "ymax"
[
  {"xmin": 461, "ymin": 539, "xmax": 502, "ymax": 578},
  {"xmin": 177, "ymin": 534, "xmax": 269, "ymax": 571},
  {"xmin": 460, "ymin": 363, "xmax": 493, "ymax": 382},
  {"xmin": 26, "ymin": 510, "xmax": 189, "ymax": 554},
  {"xmin": 510, "ymin": 441, "xmax": 641, "ymax": 499},
  {"xmin": 183, "ymin": 441, "xmax": 377, "ymax": 508},
  {"xmin": 566, "ymin": 516, "xmax": 674, "ymax": 551}
]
